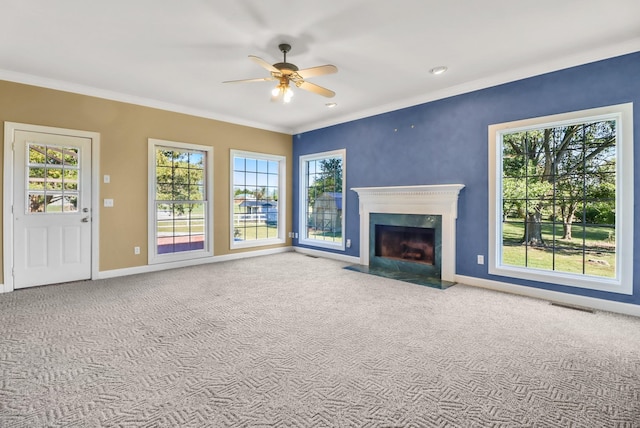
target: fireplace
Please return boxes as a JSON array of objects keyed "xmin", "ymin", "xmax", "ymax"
[{"xmin": 350, "ymin": 184, "xmax": 464, "ymax": 287}]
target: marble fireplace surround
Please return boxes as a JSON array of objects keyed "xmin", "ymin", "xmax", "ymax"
[{"xmin": 351, "ymin": 184, "xmax": 465, "ymax": 282}]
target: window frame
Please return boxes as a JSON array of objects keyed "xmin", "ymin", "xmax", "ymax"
[
  {"xmin": 298, "ymin": 149, "xmax": 346, "ymax": 251},
  {"xmin": 488, "ymin": 103, "xmax": 633, "ymax": 294},
  {"xmin": 148, "ymin": 138, "xmax": 214, "ymax": 264},
  {"xmin": 229, "ymin": 149, "xmax": 286, "ymax": 249}
]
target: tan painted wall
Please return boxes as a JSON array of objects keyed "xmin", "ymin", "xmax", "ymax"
[{"xmin": 0, "ymin": 80, "xmax": 292, "ymax": 276}]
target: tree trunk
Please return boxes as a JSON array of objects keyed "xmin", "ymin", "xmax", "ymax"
[
  {"xmin": 522, "ymin": 210, "xmax": 545, "ymax": 246},
  {"xmin": 562, "ymin": 220, "xmax": 572, "ymax": 240},
  {"xmin": 561, "ymin": 204, "xmax": 577, "ymax": 240}
]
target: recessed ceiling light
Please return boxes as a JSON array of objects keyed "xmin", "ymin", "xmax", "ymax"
[
  {"xmin": 325, "ymin": 102, "xmax": 337, "ymax": 108},
  {"xmin": 430, "ymin": 66, "xmax": 448, "ymax": 75}
]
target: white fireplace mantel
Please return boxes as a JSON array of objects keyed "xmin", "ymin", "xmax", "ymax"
[{"xmin": 351, "ymin": 184, "xmax": 465, "ymax": 282}]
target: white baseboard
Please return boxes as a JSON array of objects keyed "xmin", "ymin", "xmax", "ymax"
[
  {"xmin": 0, "ymin": 283, "xmax": 7, "ymax": 293},
  {"xmin": 293, "ymin": 247, "xmax": 361, "ymax": 264},
  {"xmin": 97, "ymin": 247, "xmax": 293, "ymax": 280},
  {"xmin": 456, "ymin": 274, "xmax": 640, "ymax": 318}
]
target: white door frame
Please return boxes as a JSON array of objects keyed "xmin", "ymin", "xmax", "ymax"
[{"xmin": 3, "ymin": 122, "xmax": 100, "ymax": 292}]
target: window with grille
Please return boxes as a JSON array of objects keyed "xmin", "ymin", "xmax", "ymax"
[
  {"xmin": 231, "ymin": 150, "xmax": 285, "ymax": 248},
  {"xmin": 488, "ymin": 104, "xmax": 633, "ymax": 294},
  {"xmin": 299, "ymin": 149, "xmax": 345, "ymax": 250},
  {"xmin": 26, "ymin": 144, "xmax": 79, "ymax": 214},
  {"xmin": 148, "ymin": 139, "xmax": 213, "ymax": 263}
]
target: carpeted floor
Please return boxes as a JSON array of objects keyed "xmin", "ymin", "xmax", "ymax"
[{"xmin": 1, "ymin": 252, "xmax": 639, "ymax": 427}]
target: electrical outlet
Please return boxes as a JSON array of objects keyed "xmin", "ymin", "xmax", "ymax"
[
  {"xmin": 134, "ymin": 246, "xmax": 140, "ymax": 255},
  {"xmin": 477, "ymin": 255, "xmax": 484, "ymax": 265},
  {"xmin": 104, "ymin": 198, "xmax": 114, "ymax": 207},
  {"xmin": 294, "ymin": 232, "xmax": 298, "ymax": 238},
  {"xmin": 346, "ymin": 239, "xmax": 351, "ymax": 248}
]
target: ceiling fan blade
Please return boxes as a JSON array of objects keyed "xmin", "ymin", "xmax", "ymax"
[
  {"xmin": 298, "ymin": 81, "xmax": 335, "ymax": 98},
  {"xmin": 249, "ymin": 55, "xmax": 280, "ymax": 73},
  {"xmin": 223, "ymin": 77, "xmax": 276, "ymax": 84},
  {"xmin": 296, "ymin": 64, "xmax": 338, "ymax": 79}
]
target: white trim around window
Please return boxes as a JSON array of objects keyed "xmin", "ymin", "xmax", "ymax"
[
  {"xmin": 230, "ymin": 150, "xmax": 286, "ymax": 249},
  {"xmin": 488, "ymin": 103, "xmax": 633, "ymax": 294},
  {"xmin": 148, "ymin": 139, "xmax": 213, "ymax": 264},
  {"xmin": 298, "ymin": 149, "xmax": 346, "ymax": 251}
]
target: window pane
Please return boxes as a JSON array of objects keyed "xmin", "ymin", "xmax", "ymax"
[
  {"xmin": 29, "ymin": 144, "xmax": 46, "ymax": 164},
  {"xmin": 28, "ymin": 194, "xmax": 45, "ymax": 213},
  {"xmin": 46, "ymin": 147, "xmax": 63, "ymax": 165},
  {"xmin": 63, "ymin": 147, "xmax": 79, "ymax": 166},
  {"xmin": 62, "ymin": 195, "xmax": 78, "ymax": 213},
  {"xmin": 64, "ymin": 169, "xmax": 79, "ymax": 191},
  {"xmin": 46, "ymin": 168, "xmax": 63, "ymax": 190},
  {"xmin": 29, "ymin": 167, "xmax": 45, "ymax": 190}
]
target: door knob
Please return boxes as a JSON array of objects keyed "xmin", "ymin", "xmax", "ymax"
[{"xmin": 81, "ymin": 217, "xmax": 90, "ymax": 223}]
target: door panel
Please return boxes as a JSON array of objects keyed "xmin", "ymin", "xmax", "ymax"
[{"xmin": 13, "ymin": 130, "xmax": 92, "ymax": 289}]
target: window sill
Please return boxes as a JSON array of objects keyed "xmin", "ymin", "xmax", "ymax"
[
  {"xmin": 488, "ymin": 264, "xmax": 632, "ymax": 295},
  {"xmin": 230, "ymin": 237, "xmax": 285, "ymax": 250},
  {"xmin": 298, "ymin": 238, "xmax": 345, "ymax": 251}
]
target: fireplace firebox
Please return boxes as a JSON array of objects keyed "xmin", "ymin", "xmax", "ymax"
[
  {"xmin": 368, "ymin": 213, "xmax": 443, "ymax": 283},
  {"xmin": 375, "ymin": 225, "xmax": 435, "ymax": 265}
]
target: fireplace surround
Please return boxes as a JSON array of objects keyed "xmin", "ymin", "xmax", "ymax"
[{"xmin": 351, "ymin": 184, "xmax": 465, "ymax": 284}]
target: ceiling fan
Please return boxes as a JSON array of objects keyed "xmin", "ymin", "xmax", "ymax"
[{"xmin": 223, "ymin": 43, "xmax": 337, "ymax": 103}]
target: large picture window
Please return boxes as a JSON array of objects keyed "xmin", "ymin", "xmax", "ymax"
[
  {"xmin": 489, "ymin": 104, "xmax": 633, "ymax": 294},
  {"xmin": 231, "ymin": 150, "xmax": 285, "ymax": 248},
  {"xmin": 299, "ymin": 149, "xmax": 345, "ymax": 250},
  {"xmin": 148, "ymin": 139, "xmax": 213, "ymax": 263}
]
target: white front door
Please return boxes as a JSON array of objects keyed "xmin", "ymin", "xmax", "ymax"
[{"xmin": 11, "ymin": 130, "xmax": 92, "ymax": 288}]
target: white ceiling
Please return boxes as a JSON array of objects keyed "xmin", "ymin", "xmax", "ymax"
[{"xmin": 1, "ymin": 0, "xmax": 639, "ymax": 134}]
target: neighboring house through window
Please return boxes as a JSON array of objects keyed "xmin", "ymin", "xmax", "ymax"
[
  {"xmin": 299, "ymin": 149, "xmax": 346, "ymax": 250},
  {"xmin": 488, "ymin": 104, "xmax": 633, "ymax": 294},
  {"xmin": 148, "ymin": 139, "xmax": 213, "ymax": 263}
]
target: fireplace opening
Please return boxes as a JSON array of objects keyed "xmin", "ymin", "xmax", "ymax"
[{"xmin": 375, "ymin": 224, "xmax": 435, "ymax": 265}]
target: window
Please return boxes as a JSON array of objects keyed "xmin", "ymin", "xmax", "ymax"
[
  {"xmin": 299, "ymin": 149, "xmax": 346, "ymax": 250},
  {"xmin": 489, "ymin": 104, "xmax": 633, "ymax": 294},
  {"xmin": 148, "ymin": 139, "xmax": 213, "ymax": 263},
  {"xmin": 26, "ymin": 144, "xmax": 79, "ymax": 213},
  {"xmin": 231, "ymin": 150, "xmax": 286, "ymax": 248}
]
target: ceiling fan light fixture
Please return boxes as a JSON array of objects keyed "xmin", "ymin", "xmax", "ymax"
[
  {"xmin": 271, "ymin": 83, "xmax": 294, "ymax": 103},
  {"xmin": 283, "ymin": 86, "xmax": 294, "ymax": 103}
]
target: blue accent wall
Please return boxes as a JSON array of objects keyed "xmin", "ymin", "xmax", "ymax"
[{"xmin": 293, "ymin": 51, "xmax": 640, "ymax": 305}]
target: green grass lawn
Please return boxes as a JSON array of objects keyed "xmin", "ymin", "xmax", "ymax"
[
  {"xmin": 234, "ymin": 222, "xmax": 279, "ymax": 240},
  {"xmin": 308, "ymin": 229, "xmax": 342, "ymax": 243},
  {"xmin": 502, "ymin": 221, "xmax": 615, "ymax": 277}
]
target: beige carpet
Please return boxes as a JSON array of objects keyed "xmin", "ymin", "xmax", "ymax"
[{"xmin": 1, "ymin": 252, "xmax": 639, "ymax": 427}]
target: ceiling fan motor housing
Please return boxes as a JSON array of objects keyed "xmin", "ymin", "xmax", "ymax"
[{"xmin": 273, "ymin": 43, "xmax": 299, "ymax": 74}]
